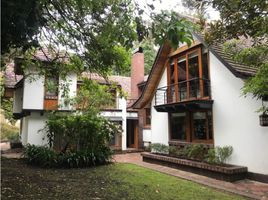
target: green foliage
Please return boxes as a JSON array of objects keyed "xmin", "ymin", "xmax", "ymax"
[
  {"xmin": 74, "ymin": 79, "xmax": 114, "ymax": 112},
  {"xmin": 183, "ymin": 144, "xmax": 207, "ymax": 161},
  {"xmin": 24, "ymin": 145, "xmax": 58, "ymax": 167},
  {"xmin": 140, "ymin": 38, "xmax": 158, "ymax": 75},
  {"xmin": 23, "ymin": 144, "xmax": 113, "ymax": 168},
  {"xmin": 151, "ymin": 143, "xmax": 169, "ymax": 154},
  {"xmin": 193, "ymin": 0, "xmax": 268, "ymax": 43},
  {"xmin": 0, "ymin": 122, "xmax": 19, "ymax": 141},
  {"xmin": 223, "ymin": 39, "xmax": 268, "ymax": 104},
  {"xmin": 36, "ymin": 110, "xmax": 122, "ymax": 167},
  {"xmin": 206, "ymin": 146, "xmax": 233, "ymax": 165},
  {"xmin": 0, "ymin": 76, "xmax": 15, "ymax": 125},
  {"xmin": 152, "ymin": 11, "xmax": 195, "ymax": 49},
  {"xmin": 1, "ymin": 0, "xmax": 46, "ymax": 54}
]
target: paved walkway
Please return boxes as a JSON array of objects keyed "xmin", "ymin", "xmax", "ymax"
[{"xmin": 114, "ymin": 153, "xmax": 268, "ymax": 200}]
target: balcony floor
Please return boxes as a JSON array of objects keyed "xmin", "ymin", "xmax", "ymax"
[{"xmin": 154, "ymin": 99, "xmax": 213, "ymax": 112}]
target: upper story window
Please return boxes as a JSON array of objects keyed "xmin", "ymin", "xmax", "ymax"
[
  {"xmin": 167, "ymin": 46, "xmax": 210, "ymax": 103},
  {"xmin": 45, "ymin": 75, "xmax": 58, "ymax": 99}
]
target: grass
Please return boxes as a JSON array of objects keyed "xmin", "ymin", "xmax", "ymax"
[{"xmin": 1, "ymin": 158, "xmax": 246, "ymax": 200}]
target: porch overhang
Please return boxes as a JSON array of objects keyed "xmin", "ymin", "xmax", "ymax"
[{"xmin": 154, "ymin": 100, "xmax": 213, "ymax": 112}]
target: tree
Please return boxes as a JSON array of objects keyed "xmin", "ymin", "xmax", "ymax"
[{"xmin": 140, "ymin": 37, "xmax": 158, "ymax": 75}]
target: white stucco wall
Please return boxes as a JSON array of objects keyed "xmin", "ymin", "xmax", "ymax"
[
  {"xmin": 23, "ymin": 75, "xmax": 45, "ymax": 110},
  {"xmin": 58, "ymin": 73, "xmax": 77, "ymax": 110},
  {"xmin": 13, "ymin": 86, "xmax": 23, "ymax": 113},
  {"xmin": 26, "ymin": 112, "xmax": 48, "ymax": 146},
  {"xmin": 21, "ymin": 117, "xmax": 29, "ymax": 146},
  {"xmin": 210, "ymin": 52, "xmax": 268, "ymax": 174},
  {"xmin": 150, "ymin": 68, "xmax": 169, "ymax": 145},
  {"xmin": 121, "ymin": 99, "xmax": 127, "ymax": 150},
  {"xmin": 143, "ymin": 129, "xmax": 152, "ymax": 143}
]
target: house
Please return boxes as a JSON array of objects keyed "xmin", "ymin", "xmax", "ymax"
[
  {"xmin": 132, "ymin": 33, "xmax": 268, "ymax": 176},
  {"xmin": 8, "ymin": 48, "xmax": 147, "ymax": 151}
]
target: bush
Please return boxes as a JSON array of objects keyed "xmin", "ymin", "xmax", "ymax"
[
  {"xmin": 0, "ymin": 122, "xmax": 19, "ymax": 141},
  {"xmin": 183, "ymin": 144, "xmax": 207, "ymax": 161},
  {"xmin": 23, "ymin": 144, "xmax": 113, "ymax": 168},
  {"xmin": 151, "ymin": 143, "xmax": 169, "ymax": 154},
  {"xmin": 206, "ymin": 146, "xmax": 233, "ymax": 165},
  {"xmin": 30, "ymin": 111, "xmax": 122, "ymax": 168}
]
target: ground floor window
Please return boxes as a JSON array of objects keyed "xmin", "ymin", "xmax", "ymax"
[{"xmin": 169, "ymin": 110, "xmax": 213, "ymax": 143}]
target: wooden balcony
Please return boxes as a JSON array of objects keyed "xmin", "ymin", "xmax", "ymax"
[{"xmin": 154, "ymin": 78, "xmax": 213, "ymax": 112}]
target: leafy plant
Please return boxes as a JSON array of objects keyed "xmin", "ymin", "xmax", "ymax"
[
  {"xmin": 206, "ymin": 146, "xmax": 233, "ymax": 165},
  {"xmin": 0, "ymin": 122, "xmax": 19, "ymax": 141},
  {"xmin": 183, "ymin": 144, "xmax": 207, "ymax": 161},
  {"xmin": 23, "ymin": 144, "xmax": 114, "ymax": 168},
  {"xmin": 151, "ymin": 143, "xmax": 169, "ymax": 154}
]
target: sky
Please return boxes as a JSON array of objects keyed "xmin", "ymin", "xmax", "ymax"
[{"xmin": 139, "ymin": 0, "xmax": 220, "ymax": 21}]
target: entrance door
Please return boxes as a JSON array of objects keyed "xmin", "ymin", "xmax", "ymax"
[{"xmin": 127, "ymin": 119, "xmax": 138, "ymax": 148}]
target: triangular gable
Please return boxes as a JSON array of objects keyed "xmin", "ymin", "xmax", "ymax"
[
  {"xmin": 132, "ymin": 42, "xmax": 171, "ymax": 109},
  {"xmin": 133, "ymin": 33, "xmax": 258, "ymax": 109}
]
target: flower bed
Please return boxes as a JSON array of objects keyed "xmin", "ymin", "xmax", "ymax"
[{"xmin": 141, "ymin": 152, "xmax": 248, "ymax": 182}]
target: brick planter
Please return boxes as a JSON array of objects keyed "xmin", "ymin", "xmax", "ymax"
[{"xmin": 141, "ymin": 152, "xmax": 248, "ymax": 182}]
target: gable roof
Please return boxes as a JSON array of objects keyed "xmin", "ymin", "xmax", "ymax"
[
  {"xmin": 132, "ymin": 33, "xmax": 258, "ymax": 109},
  {"xmin": 193, "ymin": 33, "xmax": 258, "ymax": 78}
]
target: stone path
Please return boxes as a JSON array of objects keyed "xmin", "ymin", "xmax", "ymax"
[{"xmin": 114, "ymin": 153, "xmax": 268, "ymax": 200}]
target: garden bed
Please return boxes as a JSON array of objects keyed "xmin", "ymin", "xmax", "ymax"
[{"xmin": 141, "ymin": 152, "xmax": 248, "ymax": 182}]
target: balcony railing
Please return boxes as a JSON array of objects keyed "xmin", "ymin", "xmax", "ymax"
[{"xmin": 155, "ymin": 78, "xmax": 211, "ymax": 106}]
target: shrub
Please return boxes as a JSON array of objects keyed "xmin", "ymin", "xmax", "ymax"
[
  {"xmin": 32, "ymin": 110, "xmax": 122, "ymax": 168},
  {"xmin": 168, "ymin": 146, "xmax": 178, "ymax": 156},
  {"xmin": 0, "ymin": 122, "xmax": 19, "ymax": 141},
  {"xmin": 206, "ymin": 146, "xmax": 233, "ymax": 165},
  {"xmin": 183, "ymin": 144, "xmax": 207, "ymax": 161},
  {"xmin": 23, "ymin": 145, "xmax": 57, "ymax": 167},
  {"xmin": 151, "ymin": 143, "xmax": 169, "ymax": 154},
  {"xmin": 23, "ymin": 144, "xmax": 113, "ymax": 168}
]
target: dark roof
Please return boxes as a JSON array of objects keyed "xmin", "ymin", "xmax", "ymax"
[{"xmin": 193, "ymin": 33, "xmax": 258, "ymax": 78}]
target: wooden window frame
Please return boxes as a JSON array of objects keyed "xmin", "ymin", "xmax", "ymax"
[
  {"xmin": 167, "ymin": 45, "xmax": 211, "ymax": 103},
  {"xmin": 168, "ymin": 109, "xmax": 214, "ymax": 144},
  {"xmin": 144, "ymin": 107, "xmax": 151, "ymax": 128}
]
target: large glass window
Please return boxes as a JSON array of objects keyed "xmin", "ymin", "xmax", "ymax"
[
  {"xmin": 177, "ymin": 56, "xmax": 187, "ymax": 101},
  {"xmin": 170, "ymin": 113, "xmax": 187, "ymax": 141},
  {"xmin": 169, "ymin": 110, "xmax": 213, "ymax": 143},
  {"xmin": 192, "ymin": 111, "xmax": 213, "ymax": 141},
  {"xmin": 167, "ymin": 46, "xmax": 211, "ymax": 103}
]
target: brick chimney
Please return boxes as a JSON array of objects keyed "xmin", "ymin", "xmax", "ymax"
[{"xmin": 131, "ymin": 47, "xmax": 144, "ymax": 100}]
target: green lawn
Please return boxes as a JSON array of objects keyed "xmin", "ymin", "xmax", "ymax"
[{"xmin": 1, "ymin": 158, "xmax": 245, "ymax": 200}]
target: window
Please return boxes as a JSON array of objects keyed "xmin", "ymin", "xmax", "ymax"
[
  {"xmin": 144, "ymin": 107, "xmax": 151, "ymax": 127},
  {"xmin": 169, "ymin": 110, "xmax": 213, "ymax": 143},
  {"xmin": 170, "ymin": 113, "xmax": 187, "ymax": 141},
  {"xmin": 45, "ymin": 75, "xmax": 58, "ymax": 99},
  {"xmin": 192, "ymin": 111, "xmax": 213, "ymax": 141},
  {"xmin": 167, "ymin": 46, "xmax": 210, "ymax": 103}
]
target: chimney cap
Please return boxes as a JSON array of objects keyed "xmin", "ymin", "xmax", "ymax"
[{"xmin": 132, "ymin": 47, "xmax": 143, "ymax": 54}]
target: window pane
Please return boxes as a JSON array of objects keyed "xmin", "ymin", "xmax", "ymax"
[
  {"xmin": 208, "ymin": 111, "xmax": 213, "ymax": 139},
  {"xmin": 45, "ymin": 76, "xmax": 58, "ymax": 98},
  {"xmin": 145, "ymin": 108, "xmax": 151, "ymax": 125},
  {"xmin": 178, "ymin": 56, "xmax": 187, "ymax": 101},
  {"xmin": 188, "ymin": 51, "xmax": 200, "ymax": 98},
  {"xmin": 202, "ymin": 53, "xmax": 210, "ymax": 97},
  {"xmin": 170, "ymin": 113, "xmax": 187, "ymax": 140},
  {"xmin": 168, "ymin": 61, "xmax": 175, "ymax": 103},
  {"xmin": 193, "ymin": 112, "xmax": 207, "ymax": 140}
]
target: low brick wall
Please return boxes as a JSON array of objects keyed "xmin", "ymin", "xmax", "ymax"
[{"xmin": 141, "ymin": 152, "xmax": 248, "ymax": 182}]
